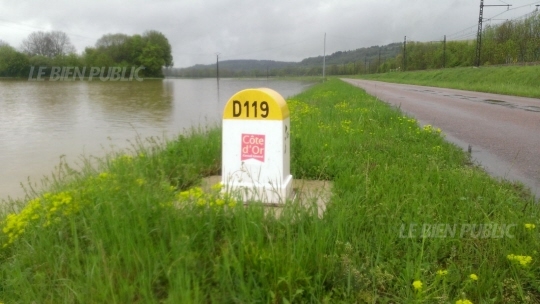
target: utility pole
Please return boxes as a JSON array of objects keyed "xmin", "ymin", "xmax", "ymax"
[
  {"xmin": 443, "ymin": 35, "xmax": 446, "ymax": 68},
  {"xmin": 216, "ymin": 53, "xmax": 220, "ymax": 80},
  {"xmin": 475, "ymin": 0, "xmax": 484, "ymax": 67},
  {"xmin": 403, "ymin": 36, "xmax": 407, "ymax": 71},
  {"xmin": 323, "ymin": 33, "xmax": 326, "ymax": 80},
  {"xmin": 365, "ymin": 55, "xmax": 367, "ymax": 74},
  {"xmin": 378, "ymin": 48, "xmax": 381, "ymax": 73},
  {"xmin": 475, "ymin": 1, "xmax": 511, "ymax": 67}
]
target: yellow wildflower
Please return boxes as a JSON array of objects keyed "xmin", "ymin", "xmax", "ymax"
[
  {"xmin": 117, "ymin": 154, "xmax": 133, "ymax": 162},
  {"xmin": 456, "ymin": 300, "xmax": 473, "ymax": 304},
  {"xmin": 412, "ymin": 280, "xmax": 423, "ymax": 291},
  {"xmin": 525, "ymin": 223, "xmax": 536, "ymax": 230},
  {"xmin": 436, "ymin": 269, "xmax": 448, "ymax": 276},
  {"xmin": 192, "ymin": 187, "xmax": 204, "ymax": 198},
  {"xmin": 178, "ymin": 190, "xmax": 191, "ymax": 200},
  {"xmin": 2, "ymin": 191, "xmax": 78, "ymax": 247},
  {"xmin": 469, "ymin": 274, "xmax": 478, "ymax": 281},
  {"xmin": 507, "ymin": 254, "xmax": 533, "ymax": 267},
  {"xmin": 211, "ymin": 183, "xmax": 223, "ymax": 192},
  {"xmin": 178, "ymin": 187, "xmax": 204, "ymax": 200}
]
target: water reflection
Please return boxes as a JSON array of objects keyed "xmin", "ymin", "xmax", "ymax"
[
  {"xmin": 85, "ymin": 81, "xmax": 174, "ymax": 139},
  {"xmin": 0, "ymin": 78, "xmax": 315, "ymax": 201}
]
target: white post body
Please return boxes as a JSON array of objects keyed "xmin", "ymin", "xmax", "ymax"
[{"xmin": 222, "ymin": 88, "xmax": 293, "ymax": 204}]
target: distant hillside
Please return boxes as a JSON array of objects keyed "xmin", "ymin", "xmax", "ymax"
[
  {"xmin": 165, "ymin": 12, "xmax": 540, "ymax": 77},
  {"xmin": 164, "ymin": 42, "xmax": 404, "ymax": 78},
  {"xmin": 212, "ymin": 60, "xmax": 296, "ymax": 71},
  {"xmin": 299, "ymin": 43, "xmax": 403, "ymax": 66}
]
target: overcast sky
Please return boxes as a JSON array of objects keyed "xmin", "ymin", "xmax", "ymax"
[{"xmin": 1, "ymin": 0, "xmax": 540, "ymax": 68}]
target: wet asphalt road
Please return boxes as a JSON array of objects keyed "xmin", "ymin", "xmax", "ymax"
[{"xmin": 342, "ymin": 79, "xmax": 540, "ymax": 199}]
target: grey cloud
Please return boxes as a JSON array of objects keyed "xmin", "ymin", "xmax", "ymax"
[{"xmin": 0, "ymin": 0, "xmax": 538, "ymax": 67}]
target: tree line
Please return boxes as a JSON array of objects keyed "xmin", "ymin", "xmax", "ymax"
[
  {"xmin": 168, "ymin": 11, "xmax": 540, "ymax": 78},
  {"xmin": 363, "ymin": 11, "xmax": 540, "ymax": 73},
  {"xmin": 0, "ymin": 30, "xmax": 173, "ymax": 78}
]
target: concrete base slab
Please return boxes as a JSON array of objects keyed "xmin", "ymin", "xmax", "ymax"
[
  {"xmin": 201, "ymin": 176, "xmax": 332, "ymax": 218},
  {"xmin": 221, "ymin": 174, "xmax": 293, "ymax": 204}
]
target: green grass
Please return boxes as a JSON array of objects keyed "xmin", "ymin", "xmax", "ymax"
[
  {"xmin": 356, "ymin": 65, "xmax": 540, "ymax": 98},
  {"xmin": 1, "ymin": 79, "xmax": 539, "ymax": 303}
]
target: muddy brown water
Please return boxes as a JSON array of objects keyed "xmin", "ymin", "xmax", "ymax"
[{"xmin": 0, "ymin": 78, "xmax": 315, "ymax": 202}]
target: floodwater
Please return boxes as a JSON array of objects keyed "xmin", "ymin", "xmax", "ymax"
[{"xmin": 0, "ymin": 78, "xmax": 315, "ymax": 202}]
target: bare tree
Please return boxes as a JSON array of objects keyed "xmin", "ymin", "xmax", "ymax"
[
  {"xmin": 22, "ymin": 31, "xmax": 52, "ymax": 56},
  {"xmin": 48, "ymin": 31, "xmax": 76, "ymax": 56},
  {"xmin": 21, "ymin": 31, "xmax": 76, "ymax": 57},
  {"xmin": 0, "ymin": 39, "xmax": 9, "ymax": 47}
]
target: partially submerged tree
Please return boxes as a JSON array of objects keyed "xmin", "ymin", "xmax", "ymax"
[
  {"xmin": 0, "ymin": 44, "xmax": 30, "ymax": 77},
  {"xmin": 21, "ymin": 31, "xmax": 76, "ymax": 57},
  {"xmin": 84, "ymin": 30, "xmax": 173, "ymax": 77},
  {"xmin": 95, "ymin": 33, "xmax": 129, "ymax": 49},
  {"xmin": 142, "ymin": 30, "xmax": 173, "ymax": 67}
]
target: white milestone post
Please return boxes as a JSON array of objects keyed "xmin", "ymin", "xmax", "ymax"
[{"xmin": 222, "ymin": 88, "xmax": 293, "ymax": 204}]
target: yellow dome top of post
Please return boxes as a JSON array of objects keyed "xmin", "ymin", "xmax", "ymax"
[{"xmin": 223, "ymin": 88, "xmax": 290, "ymax": 120}]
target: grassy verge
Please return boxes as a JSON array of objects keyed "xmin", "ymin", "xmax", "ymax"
[
  {"xmin": 355, "ymin": 65, "xmax": 540, "ymax": 98},
  {"xmin": 1, "ymin": 79, "xmax": 539, "ymax": 303}
]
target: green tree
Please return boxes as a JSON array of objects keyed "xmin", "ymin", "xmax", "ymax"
[
  {"xmin": 95, "ymin": 33, "xmax": 131, "ymax": 63},
  {"xmin": 0, "ymin": 45, "xmax": 30, "ymax": 77},
  {"xmin": 84, "ymin": 30, "xmax": 173, "ymax": 77},
  {"xmin": 127, "ymin": 34, "xmax": 145, "ymax": 65},
  {"xmin": 137, "ymin": 43, "xmax": 166, "ymax": 77},
  {"xmin": 142, "ymin": 30, "xmax": 173, "ymax": 67}
]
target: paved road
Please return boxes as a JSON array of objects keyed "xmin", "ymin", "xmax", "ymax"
[{"xmin": 342, "ymin": 79, "xmax": 540, "ymax": 199}]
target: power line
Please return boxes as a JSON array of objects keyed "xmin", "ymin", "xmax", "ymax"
[
  {"xmin": 0, "ymin": 16, "xmax": 95, "ymax": 42},
  {"xmin": 483, "ymin": 0, "xmax": 540, "ymax": 21},
  {"xmin": 447, "ymin": 7, "xmax": 537, "ymax": 41},
  {"xmin": 448, "ymin": 24, "xmax": 479, "ymax": 39},
  {"xmin": 451, "ymin": 33, "xmax": 478, "ymax": 40},
  {"xmin": 447, "ymin": 0, "xmax": 540, "ymax": 40}
]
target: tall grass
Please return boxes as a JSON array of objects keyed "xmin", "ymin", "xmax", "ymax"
[
  {"xmin": 0, "ymin": 79, "xmax": 538, "ymax": 303},
  {"xmin": 357, "ymin": 65, "xmax": 540, "ymax": 98}
]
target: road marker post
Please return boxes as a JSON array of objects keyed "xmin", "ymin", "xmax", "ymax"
[{"xmin": 222, "ymin": 88, "xmax": 293, "ymax": 204}]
